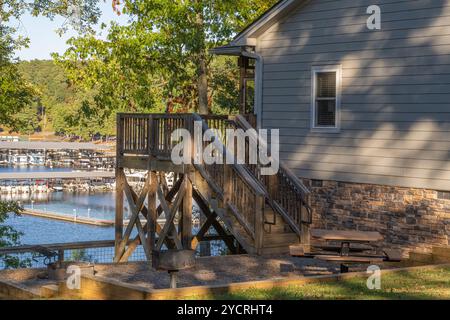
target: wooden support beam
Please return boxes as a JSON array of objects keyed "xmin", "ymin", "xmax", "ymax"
[
  {"xmin": 191, "ymin": 212, "xmax": 215, "ymax": 250},
  {"xmin": 193, "ymin": 189, "xmax": 237, "ymax": 254},
  {"xmin": 114, "ymin": 168, "xmax": 125, "ymax": 259},
  {"xmin": 115, "ymin": 172, "xmax": 151, "ymax": 262},
  {"xmin": 182, "ymin": 175, "xmax": 193, "ymax": 250},
  {"xmin": 160, "ymin": 172, "xmax": 169, "ymax": 196},
  {"xmin": 147, "ymin": 171, "xmax": 157, "ymax": 252},
  {"xmin": 119, "ymin": 176, "xmax": 183, "ymax": 262},
  {"xmin": 156, "ymin": 180, "xmax": 185, "ymax": 250},
  {"xmin": 119, "ymin": 156, "xmax": 194, "ymax": 173}
]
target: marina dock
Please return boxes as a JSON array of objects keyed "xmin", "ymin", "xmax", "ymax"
[
  {"xmin": 22, "ymin": 209, "xmax": 173, "ymax": 228},
  {"xmin": 0, "ymin": 171, "xmax": 115, "ymax": 180},
  {"xmin": 23, "ymin": 209, "xmax": 116, "ymax": 227}
]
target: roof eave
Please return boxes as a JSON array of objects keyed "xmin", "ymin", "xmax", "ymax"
[
  {"xmin": 209, "ymin": 45, "xmax": 255, "ymax": 56},
  {"xmin": 233, "ymin": 0, "xmax": 308, "ymax": 44}
]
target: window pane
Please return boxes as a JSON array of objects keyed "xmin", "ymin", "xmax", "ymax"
[
  {"xmin": 316, "ymin": 100, "xmax": 336, "ymax": 126},
  {"xmin": 316, "ymin": 72, "xmax": 336, "ymax": 98}
]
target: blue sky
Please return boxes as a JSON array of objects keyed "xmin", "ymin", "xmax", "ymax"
[{"xmin": 13, "ymin": 1, "xmax": 128, "ymax": 61}]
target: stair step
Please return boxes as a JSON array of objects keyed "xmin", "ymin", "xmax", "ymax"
[
  {"xmin": 265, "ymin": 223, "xmax": 292, "ymax": 233},
  {"xmin": 264, "ymin": 208, "xmax": 292, "ymax": 231},
  {"xmin": 261, "ymin": 245, "xmax": 292, "ymax": 255},
  {"xmin": 263, "ymin": 233, "xmax": 299, "ymax": 248},
  {"xmin": 214, "ymin": 207, "xmax": 255, "ymax": 254}
]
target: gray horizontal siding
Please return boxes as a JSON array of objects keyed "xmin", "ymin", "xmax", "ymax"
[
  {"xmin": 259, "ymin": 0, "xmax": 450, "ymax": 190},
  {"xmin": 264, "ymin": 17, "xmax": 450, "ymax": 41},
  {"xmin": 263, "ymin": 46, "xmax": 450, "ymax": 64},
  {"xmin": 264, "ymin": 103, "xmax": 450, "ymax": 115},
  {"xmin": 264, "ymin": 94, "xmax": 450, "ymax": 104},
  {"xmin": 277, "ymin": 144, "xmax": 449, "ymax": 161},
  {"xmin": 264, "ymin": 84, "xmax": 450, "ymax": 96},
  {"xmin": 280, "ymin": 152, "xmax": 449, "ymax": 170},
  {"xmin": 274, "ymin": 1, "xmax": 450, "ymax": 33},
  {"xmin": 264, "ymin": 119, "xmax": 450, "ymax": 131}
]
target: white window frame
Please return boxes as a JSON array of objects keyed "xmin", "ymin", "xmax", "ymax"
[{"xmin": 311, "ymin": 65, "xmax": 342, "ymax": 132}]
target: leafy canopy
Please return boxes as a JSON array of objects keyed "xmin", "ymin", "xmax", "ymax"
[{"xmin": 54, "ymin": 0, "xmax": 277, "ymax": 132}]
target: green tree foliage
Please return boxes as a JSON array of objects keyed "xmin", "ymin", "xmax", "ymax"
[
  {"xmin": 1, "ymin": 0, "xmax": 101, "ymax": 135},
  {"xmin": 16, "ymin": 60, "xmax": 97, "ymax": 137},
  {"xmin": 0, "ymin": 25, "xmax": 37, "ymax": 132},
  {"xmin": 1, "ymin": 0, "xmax": 103, "ymax": 263},
  {"xmin": 54, "ymin": 0, "xmax": 278, "ymax": 132},
  {"xmin": 0, "ymin": 201, "xmax": 31, "ymax": 269}
]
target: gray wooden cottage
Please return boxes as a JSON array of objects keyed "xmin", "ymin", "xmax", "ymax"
[{"xmin": 212, "ymin": 0, "xmax": 450, "ymax": 252}]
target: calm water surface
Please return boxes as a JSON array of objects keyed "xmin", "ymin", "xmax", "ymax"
[
  {"xmin": 6, "ymin": 215, "xmax": 115, "ymax": 245},
  {"xmin": 0, "ymin": 192, "xmax": 126, "ymax": 220}
]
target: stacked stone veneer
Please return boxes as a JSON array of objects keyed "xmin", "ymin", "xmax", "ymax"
[{"xmin": 302, "ymin": 179, "xmax": 450, "ymax": 254}]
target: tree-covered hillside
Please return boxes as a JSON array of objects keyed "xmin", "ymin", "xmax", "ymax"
[
  {"xmin": 16, "ymin": 59, "xmax": 111, "ymax": 138},
  {"xmin": 16, "ymin": 55, "xmax": 242, "ymax": 139},
  {"xmin": 16, "ymin": 60, "xmax": 71, "ymax": 134}
]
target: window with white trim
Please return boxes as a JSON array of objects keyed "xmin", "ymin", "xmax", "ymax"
[{"xmin": 311, "ymin": 66, "xmax": 341, "ymax": 131}]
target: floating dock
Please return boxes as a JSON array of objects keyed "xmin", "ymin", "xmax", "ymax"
[
  {"xmin": 0, "ymin": 171, "xmax": 115, "ymax": 180},
  {"xmin": 21, "ymin": 209, "xmax": 172, "ymax": 228},
  {"xmin": 23, "ymin": 209, "xmax": 116, "ymax": 227}
]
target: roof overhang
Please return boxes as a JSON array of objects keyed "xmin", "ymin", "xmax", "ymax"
[{"xmin": 209, "ymin": 45, "xmax": 255, "ymax": 56}]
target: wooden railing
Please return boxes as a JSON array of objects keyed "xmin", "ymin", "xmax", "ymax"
[
  {"xmin": 192, "ymin": 114, "xmax": 265, "ymax": 250},
  {"xmin": 117, "ymin": 113, "xmax": 191, "ymax": 159},
  {"xmin": 118, "ymin": 114, "xmax": 152, "ymax": 155},
  {"xmin": 117, "ymin": 113, "xmax": 312, "ymax": 245},
  {"xmin": 234, "ymin": 115, "xmax": 313, "ymax": 235}
]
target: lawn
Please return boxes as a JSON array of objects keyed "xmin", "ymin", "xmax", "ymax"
[{"xmin": 192, "ymin": 266, "xmax": 450, "ymax": 300}]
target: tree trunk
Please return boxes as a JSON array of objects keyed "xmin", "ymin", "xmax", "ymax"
[
  {"xmin": 197, "ymin": 55, "xmax": 209, "ymax": 115},
  {"xmin": 195, "ymin": 3, "xmax": 209, "ymax": 115}
]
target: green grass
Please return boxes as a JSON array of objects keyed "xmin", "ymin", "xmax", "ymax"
[{"xmin": 190, "ymin": 267, "xmax": 450, "ymax": 300}]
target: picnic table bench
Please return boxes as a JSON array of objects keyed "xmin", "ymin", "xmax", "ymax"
[
  {"xmin": 290, "ymin": 229, "xmax": 401, "ymax": 273},
  {"xmin": 311, "ymin": 229, "xmax": 383, "ymax": 257}
]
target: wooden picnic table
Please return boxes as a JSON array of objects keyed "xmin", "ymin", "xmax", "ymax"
[
  {"xmin": 311, "ymin": 230, "xmax": 383, "ymax": 243},
  {"xmin": 309, "ymin": 229, "xmax": 386, "ymax": 273},
  {"xmin": 311, "ymin": 229, "xmax": 383, "ymax": 256},
  {"xmin": 290, "ymin": 229, "xmax": 401, "ymax": 273}
]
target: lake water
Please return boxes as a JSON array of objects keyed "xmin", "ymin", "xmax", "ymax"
[
  {"xmin": 6, "ymin": 215, "xmax": 116, "ymax": 245},
  {"xmin": 1, "ymin": 191, "xmax": 124, "ymax": 221},
  {"xmin": 1, "ymin": 166, "xmax": 223, "ymax": 262}
]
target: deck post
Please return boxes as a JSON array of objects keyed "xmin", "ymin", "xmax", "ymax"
[
  {"xmin": 115, "ymin": 170, "xmax": 125, "ymax": 259},
  {"xmin": 268, "ymin": 174, "xmax": 279, "ymax": 200},
  {"xmin": 115, "ymin": 114, "xmax": 125, "ymax": 259},
  {"xmin": 147, "ymin": 171, "xmax": 158, "ymax": 251},
  {"xmin": 254, "ymin": 194, "xmax": 265, "ymax": 255},
  {"xmin": 300, "ymin": 196, "xmax": 312, "ymax": 253},
  {"xmin": 223, "ymin": 164, "xmax": 232, "ymax": 205},
  {"xmin": 181, "ymin": 174, "xmax": 193, "ymax": 249}
]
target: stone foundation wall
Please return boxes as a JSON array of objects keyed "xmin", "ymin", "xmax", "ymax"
[{"xmin": 302, "ymin": 179, "xmax": 450, "ymax": 254}]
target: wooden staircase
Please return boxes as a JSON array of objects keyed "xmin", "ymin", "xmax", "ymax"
[
  {"xmin": 116, "ymin": 113, "xmax": 313, "ymax": 257},
  {"xmin": 191, "ymin": 114, "xmax": 312, "ymax": 255}
]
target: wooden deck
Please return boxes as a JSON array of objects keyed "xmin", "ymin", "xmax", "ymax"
[{"xmin": 114, "ymin": 113, "xmax": 312, "ymax": 261}]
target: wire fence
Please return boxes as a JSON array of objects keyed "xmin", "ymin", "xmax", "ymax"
[
  {"xmin": 0, "ymin": 239, "xmax": 228, "ymax": 270},
  {"xmin": 0, "ymin": 241, "xmax": 146, "ymax": 270}
]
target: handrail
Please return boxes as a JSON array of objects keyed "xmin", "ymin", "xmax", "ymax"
[
  {"xmin": 235, "ymin": 115, "xmax": 311, "ymax": 196},
  {"xmin": 192, "ymin": 113, "xmax": 266, "ymax": 197},
  {"xmin": 234, "ymin": 115, "xmax": 313, "ymax": 230},
  {"xmin": 192, "ymin": 113, "xmax": 265, "ymax": 245}
]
